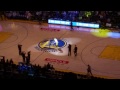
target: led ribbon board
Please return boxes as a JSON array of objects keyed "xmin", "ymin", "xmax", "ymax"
[
  {"xmin": 48, "ymin": 19, "xmax": 71, "ymax": 25},
  {"xmin": 48, "ymin": 19, "xmax": 100, "ymax": 28},
  {"xmin": 72, "ymin": 22, "xmax": 99, "ymax": 28}
]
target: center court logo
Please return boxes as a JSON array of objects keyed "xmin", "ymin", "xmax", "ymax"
[{"xmin": 34, "ymin": 38, "xmax": 67, "ymax": 52}]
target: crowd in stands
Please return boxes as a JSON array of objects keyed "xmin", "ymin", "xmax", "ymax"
[
  {"xmin": 0, "ymin": 11, "xmax": 120, "ymax": 29},
  {"xmin": 0, "ymin": 56, "xmax": 105, "ymax": 79}
]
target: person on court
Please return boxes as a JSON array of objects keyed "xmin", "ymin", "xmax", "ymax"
[
  {"xmin": 18, "ymin": 44, "xmax": 22, "ymax": 55},
  {"xmin": 70, "ymin": 21, "xmax": 73, "ymax": 31},
  {"xmin": 87, "ymin": 64, "xmax": 93, "ymax": 76},
  {"xmin": 74, "ymin": 45, "xmax": 77, "ymax": 56},
  {"xmin": 68, "ymin": 44, "xmax": 72, "ymax": 56}
]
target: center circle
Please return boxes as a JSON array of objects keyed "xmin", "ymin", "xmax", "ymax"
[
  {"xmin": 49, "ymin": 39, "xmax": 66, "ymax": 48},
  {"xmin": 38, "ymin": 38, "xmax": 67, "ymax": 51}
]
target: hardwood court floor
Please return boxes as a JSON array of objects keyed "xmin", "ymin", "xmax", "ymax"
[{"xmin": 0, "ymin": 20, "xmax": 120, "ymax": 79}]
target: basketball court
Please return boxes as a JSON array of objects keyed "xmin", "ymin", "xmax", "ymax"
[{"xmin": 0, "ymin": 20, "xmax": 120, "ymax": 79}]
